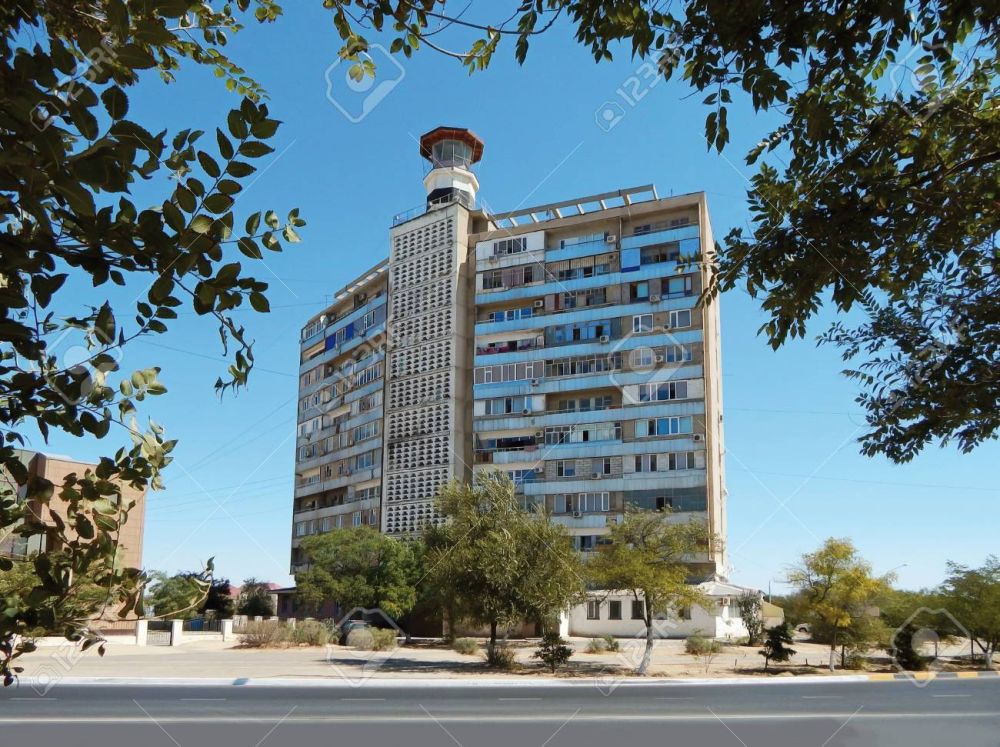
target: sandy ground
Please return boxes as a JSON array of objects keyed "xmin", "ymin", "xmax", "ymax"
[{"xmin": 21, "ymin": 634, "xmax": 938, "ymax": 682}]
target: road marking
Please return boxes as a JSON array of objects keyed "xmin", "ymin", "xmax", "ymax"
[
  {"xmin": 802, "ymin": 696, "xmax": 843, "ymax": 699},
  {"xmin": 9, "ymin": 698, "xmax": 56, "ymax": 701},
  {"xmin": 340, "ymin": 698, "xmax": 385, "ymax": 701},
  {"xmin": 656, "ymin": 697, "xmax": 694, "ymax": 700},
  {"xmin": 932, "ymin": 694, "xmax": 971, "ymax": 698},
  {"xmin": 181, "ymin": 698, "xmax": 227, "ymax": 701},
  {"xmin": 499, "ymin": 697, "xmax": 541, "ymax": 701}
]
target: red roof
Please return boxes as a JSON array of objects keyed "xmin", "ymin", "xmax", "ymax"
[{"xmin": 419, "ymin": 126, "xmax": 484, "ymax": 164}]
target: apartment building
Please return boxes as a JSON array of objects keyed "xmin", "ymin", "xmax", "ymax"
[
  {"xmin": 0, "ymin": 450, "xmax": 147, "ymax": 571},
  {"xmin": 292, "ymin": 127, "xmax": 726, "ymax": 578}
]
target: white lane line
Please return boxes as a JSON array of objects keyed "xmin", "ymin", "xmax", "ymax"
[
  {"xmin": 803, "ymin": 695, "xmax": 844, "ymax": 699},
  {"xmin": 9, "ymin": 698, "xmax": 57, "ymax": 701},
  {"xmin": 932, "ymin": 694, "xmax": 971, "ymax": 698},
  {"xmin": 340, "ymin": 698, "xmax": 385, "ymax": 701},
  {"xmin": 657, "ymin": 697, "xmax": 694, "ymax": 700},
  {"xmin": 499, "ymin": 697, "xmax": 541, "ymax": 701},
  {"xmin": 181, "ymin": 698, "xmax": 227, "ymax": 701}
]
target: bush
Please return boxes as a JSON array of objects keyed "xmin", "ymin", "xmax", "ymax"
[
  {"xmin": 601, "ymin": 634, "xmax": 620, "ymax": 652},
  {"xmin": 534, "ymin": 633, "xmax": 574, "ymax": 673},
  {"xmin": 484, "ymin": 643, "xmax": 518, "ymax": 670},
  {"xmin": 585, "ymin": 638, "xmax": 606, "ymax": 654},
  {"xmin": 345, "ymin": 627, "xmax": 375, "ymax": 649},
  {"xmin": 288, "ymin": 620, "xmax": 330, "ymax": 646},
  {"xmin": 684, "ymin": 635, "xmax": 720, "ymax": 656},
  {"xmin": 370, "ymin": 628, "xmax": 399, "ymax": 651},
  {"xmin": 453, "ymin": 637, "xmax": 479, "ymax": 656},
  {"xmin": 240, "ymin": 621, "xmax": 287, "ymax": 648}
]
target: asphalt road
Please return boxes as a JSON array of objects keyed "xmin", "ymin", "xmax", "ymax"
[{"xmin": 2, "ymin": 678, "xmax": 998, "ymax": 746}]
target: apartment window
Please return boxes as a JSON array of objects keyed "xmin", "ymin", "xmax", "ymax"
[
  {"xmin": 352, "ymin": 421, "xmax": 379, "ymax": 443},
  {"xmin": 632, "ymin": 600, "xmax": 645, "ymax": 620},
  {"xmin": 665, "ymin": 275, "xmax": 694, "ymax": 297},
  {"xmin": 546, "ymin": 353, "xmax": 622, "ymax": 378},
  {"xmin": 321, "ymin": 517, "xmax": 331, "ymax": 532},
  {"xmin": 474, "ymin": 361, "xmax": 544, "ymax": 385},
  {"xmin": 354, "ymin": 450, "xmax": 377, "ymax": 470},
  {"xmin": 639, "ymin": 380, "xmax": 689, "ymax": 402},
  {"xmin": 665, "ymin": 345, "xmax": 692, "ymax": 363},
  {"xmin": 295, "ymin": 522, "xmax": 307, "ymax": 537},
  {"xmin": 352, "ymin": 511, "xmax": 362, "ymax": 527},
  {"xmin": 549, "ymin": 319, "xmax": 612, "ymax": 345},
  {"xmin": 640, "ymin": 242, "xmax": 681, "ymax": 265},
  {"xmin": 634, "ymin": 454, "xmax": 658, "ymax": 473},
  {"xmin": 668, "ymin": 309, "xmax": 692, "ymax": 328},
  {"xmin": 335, "ymin": 515, "xmax": 344, "ymax": 529},
  {"xmin": 577, "ymin": 492, "xmax": 609, "ymax": 512},
  {"xmin": 552, "ymin": 494, "xmax": 569, "ymax": 513},
  {"xmin": 632, "ymin": 314, "xmax": 653, "ymax": 333},
  {"xmin": 629, "ymin": 281, "xmax": 650, "ymax": 302},
  {"xmin": 630, "ymin": 347, "xmax": 655, "ymax": 368},
  {"xmin": 587, "ymin": 600, "xmax": 601, "ymax": 620},
  {"xmin": 556, "ymin": 460, "xmax": 576, "ymax": 478},
  {"xmin": 596, "ymin": 457, "xmax": 612, "ymax": 475},
  {"xmin": 559, "ymin": 233, "xmax": 604, "ymax": 248},
  {"xmin": 609, "ymin": 601, "xmax": 622, "ymax": 620},
  {"xmin": 678, "ymin": 606, "xmax": 692, "ymax": 620},
  {"xmin": 488, "ymin": 306, "xmax": 533, "ymax": 323},
  {"xmin": 494, "ymin": 237, "xmax": 527, "ymax": 255},
  {"xmin": 483, "ymin": 396, "xmax": 528, "ymax": 415},
  {"xmin": 360, "ymin": 310, "xmax": 377, "ymax": 331},
  {"xmin": 635, "ymin": 416, "xmax": 694, "ymax": 437}
]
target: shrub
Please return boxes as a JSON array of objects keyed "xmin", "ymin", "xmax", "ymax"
[
  {"xmin": 759, "ymin": 623, "xmax": 797, "ymax": 671},
  {"xmin": 585, "ymin": 638, "xmax": 606, "ymax": 654},
  {"xmin": 453, "ymin": 637, "xmax": 479, "ymax": 656},
  {"xmin": 601, "ymin": 634, "xmax": 620, "ymax": 652},
  {"xmin": 684, "ymin": 635, "xmax": 718, "ymax": 656},
  {"xmin": 484, "ymin": 643, "xmax": 518, "ymax": 670},
  {"xmin": 240, "ymin": 621, "xmax": 287, "ymax": 648},
  {"xmin": 534, "ymin": 633, "xmax": 574, "ymax": 673},
  {"xmin": 370, "ymin": 628, "xmax": 399, "ymax": 651},
  {"xmin": 289, "ymin": 620, "xmax": 330, "ymax": 646},
  {"xmin": 346, "ymin": 627, "xmax": 375, "ymax": 649}
]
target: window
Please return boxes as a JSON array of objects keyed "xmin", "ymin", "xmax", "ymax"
[
  {"xmin": 664, "ymin": 345, "xmax": 692, "ymax": 363},
  {"xmin": 559, "ymin": 233, "xmax": 604, "ymax": 248},
  {"xmin": 352, "ymin": 511, "xmax": 362, "ymax": 527},
  {"xmin": 587, "ymin": 600, "xmax": 601, "ymax": 620},
  {"xmin": 577, "ymin": 492, "xmax": 609, "ymax": 512},
  {"xmin": 483, "ymin": 396, "xmax": 527, "ymax": 415},
  {"xmin": 556, "ymin": 460, "xmax": 576, "ymax": 478},
  {"xmin": 635, "ymin": 416, "xmax": 693, "ymax": 437},
  {"xmin": 609, "ymin": 601, "xmax": 622, "ymax": 620},
  {"xmin": 666, "ymin": 275, "xmax": 694, "ymax": 297},
  {"xmin": 632, "ymin": 314, "xmax": 653, "ymax": 333},
  {"xmin": 487, "ymin": 306, "xmax": 533, "ymax": 323},
  {"xmin": 295, "ymin": 522, "xmax": 307, "ymax": 537},
  {"xmin": 678, "ymin": 606, "xmax": 692, "ymax": 620},
  {"xmin": 494, "ymin": 237, "xmax": 527, "ymax": 255},
  {"xmin": 630, "ymin": 347, "xmax": 655, "ymax": 368},
  {"xmin": 546, "ymin": 353, "xmax": 622, "ymax": 378},
  {"xmin": 638, "ymin": 381, "xmax": 689, "ymax": 403},
  {"xmin": 474, "ymin": 361, "xmax": 544, "ymax": 384},
  {"xmin": 596, "ymin": 457, "xmax": 612, "ymax": 475},
  {"xmin": 629, "ymin": 281, "xmax": 649, "ymax": 301},
  {"xmin": 552, "ymin": 494, "xmax": 569, "ymax": 513},
  {"xmin": 549, "ymin": 319, "xmax": 613, "ymax": 346},
  {"xmin": 634, "ymin": 454, "xmax": 658, "ymax": 473},
  {"xmin": 631, "ymin": 600, "xmax": 645, "ymax": 620},
  {"xmin": 668, "ymin": 309, "xmax": 692, "ymax": 328}
]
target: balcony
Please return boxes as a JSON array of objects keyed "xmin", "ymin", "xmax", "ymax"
[{"xmin": 392, "ymin": 191, "xmax": 475, "ymax": 227}]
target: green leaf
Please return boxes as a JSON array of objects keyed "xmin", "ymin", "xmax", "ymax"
[
  {"xmin": 227, "ymin": 109, "xmax": 249, "ymax": 139},
  {"xmin": 101, "ymin": 86, "xmax": 129, "ymax": 119},
  {"xmin": 216, "ymin": 128, "xmax": 234, "ymax": 160},
  {"xmin": 198, "ymin": 151, "xmax": 221, "ymax": 178},
  {"xmin": 249, "ymin": 292, "xmax": 270, "ymax": 312},
  {"xmin": 190, "ymin": 215, "xmax": 214, "ymax": 234},
  {"xmin": 238, "ymin": 141, "xmax": 274, "ymax": 158}
]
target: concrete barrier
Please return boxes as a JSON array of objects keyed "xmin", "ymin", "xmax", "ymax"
[{"xmin": 169, "ymin": 619, "xmax": 183, "ymax": 647}]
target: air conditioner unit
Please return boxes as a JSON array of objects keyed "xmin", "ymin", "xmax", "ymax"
[
  {"xmin": 530, "ymin": 378, "xmax": 540, "ymax": 386},
  {"xmin": 661, "ymin": 324, "xmax": 671, "ymax": 332},
  {"xmin": 521, "ymin": 408, "xmax": 531, "ymax": 416},
  {"xmin": 654, "ymin": 354, "xmax": 664, "ymax": 363},
  {"xmin": 693, "ymin": 433, "xmax": 704, "ymax": 442},
  {"xmin": 649, "ymin": 294, "xmax": 661, "ymax": 303},
  {"xmin": 599, "ymin": 335, "xmax": 610, "ymax": 344},
  {"xmin": 605, "ymin": 234, "xmax": 617, "ymax": 244},
  {"xmin": 572, "ymin": 511, "xmax": 584, "ymax": 518},
  {"xmin": 533, "ymin": 299, "xmax": 545, "ymax": 309},
  {"xmin": 534, "ymin": 431, "xmax": 544, "ymax": 439},
  {"xmin": 590, "ymin": 473, "xmax": 600, "ymax": 480},
  {"xmin": 488, "ymin": 255, "xmax": 498, "ymax": 263}
]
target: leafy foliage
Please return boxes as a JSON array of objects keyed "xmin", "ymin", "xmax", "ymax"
[
  {"xmin": 938, "ymin": 555, "xmax": 1000, "ymax": 664},
  {"xmin": 295, "ymin": 526, "xmax": 419, "ymax": 619},
  {"xmin": 787, "ymin": 538, "xmax": 893, "ymax": 671},
  {"xmin": 145, "ymin": 568, "xmax": 214, "ymax": 621},
  {"xmin": 1, "ymin": 0, "xmax": 301, "ymax": 685},
  {"xmin": 736, "ymin": 590, "xmax": 764, "ymax": 646},
  {"xmin": 759, "ymin": 623, "xmax": 796, "ymax": 672},
  {"xmin": 424, "ymin": 473, "xmax": 585, "ymax": 659},
  {"xmin": 533, "ymin": 632, "xmax": 574, "ymax": 673},
  {"xmin": 587, "ymin": 508, "xmax": 714, "ymax": 674},
  {"xmin": 237, "ymin": 577, "xmax": 275, "ymax": 617}
]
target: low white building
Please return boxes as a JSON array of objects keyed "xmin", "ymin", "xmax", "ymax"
[{"xmin": 564, "ymin": 581, "xmax": 759, "ymax": 640}]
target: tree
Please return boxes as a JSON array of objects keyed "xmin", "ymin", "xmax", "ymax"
[
  {"xmin": 1, "ymin": 1, "xmax": 301, "ymax": 684},
  {"xmin": 787, "ymin": 538, "xmax": 893, "ymax": 671},
  {"xmin": 238, "ymin": 578, "xmax": 275, "ymax": 618},
  {"xmin": 890, "ymin": 623, "xmax": 928, "ymax": 672},
  {"xmin": 296, "ymin": 526, "xmax": 418, "ymax": 620},
  {"xmin": 145, "ymin": 570, "xmax": 213, "ymax": 621},
  {"xmin": 533, "ymin": 632, "xmax": 574, "ymax": 674},
  {"xmin": 308, "ymin": 1, "xmax": 999, "ymax": 462},
  {"xmin": 760, "ymin": 623, "xmax": 797, "ymax": 672},
  {"xmin": 201, "ymin": 578, "xmax": 236, "ymax": 619},
  {"xmin": 587, "ymin": 509, "xmax": 714, "ymax": 675},
  {"xmin": 939, "ymin": 556, "xmax": 1000, "ymax": 665},
  {"xmin": 424, "ymin": 473, "xmax": 585, "ymax": 663},
  {"xmin": 736, "ymin": 590, "xmax": 764, "ymax": 646}
]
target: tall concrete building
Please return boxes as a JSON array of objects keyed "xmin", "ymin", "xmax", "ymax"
[{"xmin": 292, "ymin": 127, "xmax": 726, "ymax": 577}]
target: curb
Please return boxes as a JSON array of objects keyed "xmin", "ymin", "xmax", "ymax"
[{"xmin": 866, "ymin": 670, "xmax": 999, "ymax": 682}]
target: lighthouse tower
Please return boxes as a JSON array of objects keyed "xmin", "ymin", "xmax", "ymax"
[{"xmin": 419, "ymin": 126, "xmax": 485, "ymax": 210}]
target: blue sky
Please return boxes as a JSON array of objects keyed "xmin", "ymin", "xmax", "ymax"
[{"xmin": 34, "ymin": 5, "xmax": 998, "ymax": 594}]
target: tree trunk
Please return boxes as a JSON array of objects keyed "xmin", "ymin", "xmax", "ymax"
[
  {"xmin": 840, "ymin": 644, "xmax": 847, "ymax": 669},
  {"xmin": 828, "ymin": 644, "xmax": 836, "ymax": 672},
  {"xmin": 488, "ymin": 620, "xmax": 498, "ymax": 660},
  {"xmin": 637, "ymin": 614, "xmax": 655, "ymax": 675}
]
